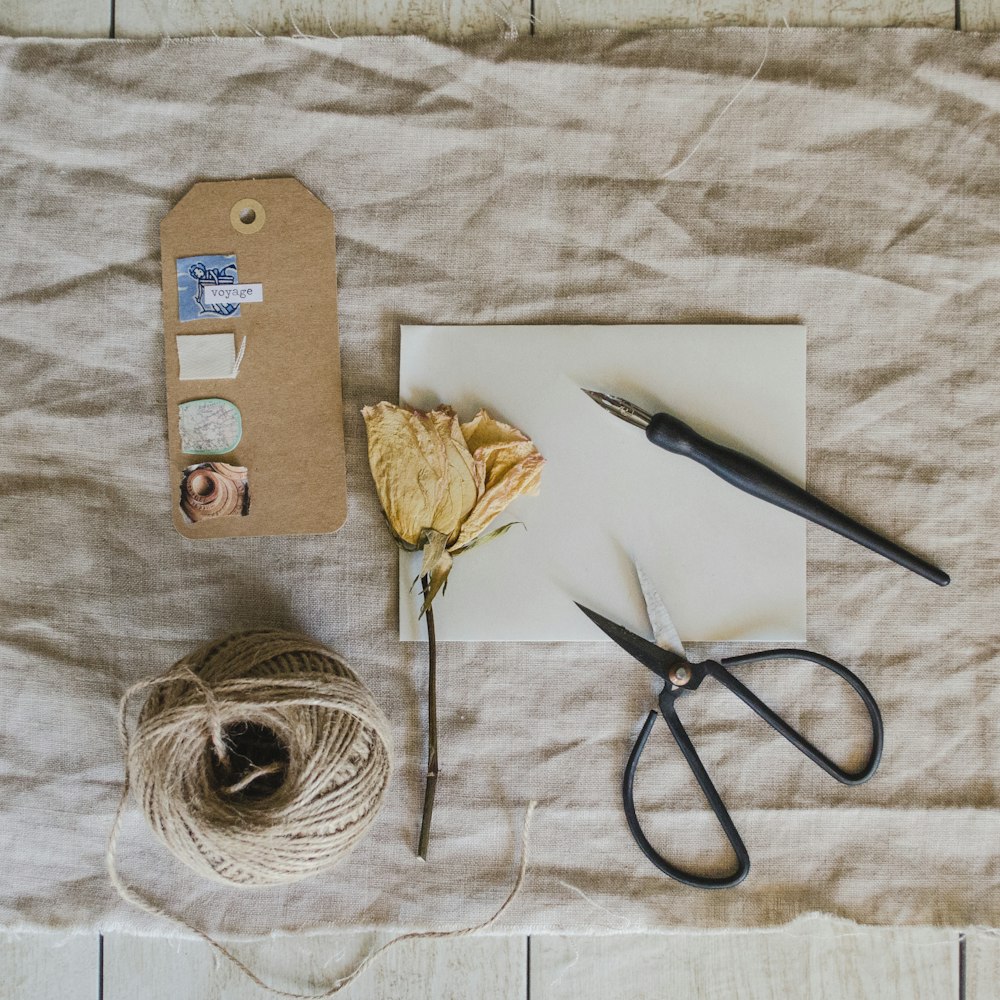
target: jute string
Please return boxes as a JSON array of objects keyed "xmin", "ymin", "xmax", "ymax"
[{"xmin": 107, "ymin": 630, "xmax": 534, "ymax": 997}]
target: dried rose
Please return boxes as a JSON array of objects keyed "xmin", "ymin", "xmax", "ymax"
[
  {"xmin": 361, "ymin": 402, "xmax": 545, "ymax": 606},
  {"xmin": 361, "ymin": 401, "xmax": 544, "ymax": 859}
]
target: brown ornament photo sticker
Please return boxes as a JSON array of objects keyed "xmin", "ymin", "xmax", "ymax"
[{"xmin": 180, "ymin": 462, "xmax": 251, "ymax": 523}]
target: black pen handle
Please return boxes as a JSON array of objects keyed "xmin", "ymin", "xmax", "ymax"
[{"xmin": 646, "ymin": 411, "xmax": 950, "ymax": 587}]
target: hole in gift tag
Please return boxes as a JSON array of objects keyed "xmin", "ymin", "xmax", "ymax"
[
  {"xmin": 178, "ymin": 398, "xmax": 243, "ymax": 455},
  {"xmin": 230, "ymin": 198, "xmax": 266, "ymax": 235}
]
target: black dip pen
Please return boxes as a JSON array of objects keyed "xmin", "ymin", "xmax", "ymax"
[{"xmin": 584, "ymin": 390, "xmax": 949, "ymax": 587}]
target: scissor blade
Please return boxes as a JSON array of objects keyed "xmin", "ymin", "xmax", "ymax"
[
  {"xmin": 635, "ymin": 562, "xmax": 686, "ymax": 658},
  {"xmin": 575, "ymin": 602, "xmax": 685, "ymax": 683}
]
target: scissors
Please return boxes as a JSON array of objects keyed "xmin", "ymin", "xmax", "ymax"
[{"xmin": 576, "ymin": 565, "xmax": 884, "ymax": 889}]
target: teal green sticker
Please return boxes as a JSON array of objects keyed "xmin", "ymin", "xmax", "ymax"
[{"xmin": 178, "ymin": 398, "xmax": 243, "ymax": 455}]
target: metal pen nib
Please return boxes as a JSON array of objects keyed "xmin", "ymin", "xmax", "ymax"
[{"xmin": 582, "ymin": 389, "xmax": 652, "ymax": 430}]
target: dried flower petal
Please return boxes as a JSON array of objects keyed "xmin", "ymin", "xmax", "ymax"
[
  {"xmin": 361, "ymin": 402, "xmax": 479, "ymax": 548},
  {"xmin": 453, "ymin": 410, "xmax": 545, "ymax": 550},
  {"xmin": 425, "ymin": 407, "xmax": 483, "ymax": 543},
  {"xmin": 461, "ymin": 408, "xmax": 531, "ymax": 454},
  {"xmin": 418, "ymin": 528, "xmax": 454, "ymax": 609}
]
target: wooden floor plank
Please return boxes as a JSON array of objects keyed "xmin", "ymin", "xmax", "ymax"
[
  {"xmin": 1, "ymin": 0, "xmax": 110, "ymax": 36},
  {"xmin": 115, "ymin": 0, "xmax": 531, "ymax": 38},
  {"xmin": 0, "ymin": 931, "xmax": 99, "ymax": 1000},
  {"xmin": 959, "ymin": 0, "xmax": 999, "ymax": 28},
  {"xmin": 531, "ymin": 0, "xmax": 955, "ymax": 31},
  {"xmin": 965, "ymin": 930, "xmax": 1000, "ymax": 1000},
  {"xmin": 104, "ymin": 930, "xmax": 526, "ymax": 1000},
  {"xmin": 531, "ymin": 920, "xmax": 957, "ymax": 1000}
]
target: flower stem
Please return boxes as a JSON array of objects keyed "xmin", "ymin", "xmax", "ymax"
[{"xmin": 417, "ymin": 574, "xmax": 438, "ymax": 860}]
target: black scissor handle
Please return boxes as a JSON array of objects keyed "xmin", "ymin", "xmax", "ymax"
[
  {"xmin": 622, "ymin": 650, "xmax": 883, "ymax": 888},
  {"xmin": 623, "ymin": 709, "xmax": 751, "ymax": 889},
  {"xmin": 713, "ymin": 648, "xmax": 884, "ymax": 784}
]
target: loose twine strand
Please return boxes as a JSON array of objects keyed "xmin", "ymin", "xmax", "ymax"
[
  {"xmin": 231, "ymin": 335, "xmax": 247, "ymax": 378},
  {"xmin": 662, "ymin": 23, "xmax": 775, "ymax": 179},
  {"xmin": 107, "ymin": 630, "xmax": 534, "ymax": 998}
]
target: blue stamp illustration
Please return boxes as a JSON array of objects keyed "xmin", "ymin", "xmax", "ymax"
[{"xmin": 176, "ymin": 254, "xmax": 240, "ymax": 322}]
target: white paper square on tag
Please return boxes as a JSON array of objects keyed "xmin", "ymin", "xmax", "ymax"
[
  {"xmin": 398, "ymin": 324, "xmax": 806, "ymax": 643},
  {"xmin": 177, "ymin": 333, "xmax": 238, "ymax": 380}
]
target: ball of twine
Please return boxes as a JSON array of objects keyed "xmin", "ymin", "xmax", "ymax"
[{"xmin": 121, "ymin": 630, "xmax": 392, "ymax": 887}]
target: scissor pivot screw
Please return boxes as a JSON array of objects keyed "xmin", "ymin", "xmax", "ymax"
[{"xmin": 669, "ymin": 665, "xmax": 691, "ymax": 686}]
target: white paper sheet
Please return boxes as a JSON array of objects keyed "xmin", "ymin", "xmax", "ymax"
[{"xmin": 399, "ymin": 325, "xmax": 806, "ymax": 643}]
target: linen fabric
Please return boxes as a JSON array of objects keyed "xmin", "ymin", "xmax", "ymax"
[{"xmin": 0, "ymin": 29, "xmax": 998, "ymax": 936}]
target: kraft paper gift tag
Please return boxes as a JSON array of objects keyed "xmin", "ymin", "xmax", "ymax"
[{"xmin": 160, "ymin": 178, "xmax": 347, "ymax": 539}]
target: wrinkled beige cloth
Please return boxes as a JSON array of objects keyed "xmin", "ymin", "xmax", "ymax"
[{"xmin": 1, "ymin": 29, "xmax": 998, "ymax": 936}]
